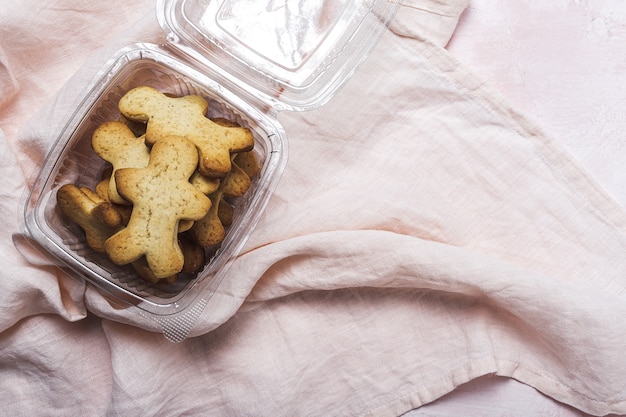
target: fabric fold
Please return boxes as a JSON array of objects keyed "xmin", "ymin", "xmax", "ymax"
[
  {"xmin": 390, "ymin": 0, "xmax": 469, "ymax": 45},
  {"xmin": 3, "ymin": 0, "xmax": 626, "ymax": 416}
]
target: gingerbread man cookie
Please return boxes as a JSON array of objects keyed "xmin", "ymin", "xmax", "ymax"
[
  {"xmin": 190, "ymin": 156, "xmax": 255, "ymax": 247},
  {"xmin": 104, "ymin": 136, "xmax": 211, "ymax": 279},
  {"xmin": 56, "ymin": 184, "xmax": 123, "ymax": 253},
  {"xmin": 118, "ymin": 86, "xmax": 254, "ymax": 178},
  {"xmin": 91, "ymin": 121, "xmax": 151, "ymax": 205}
]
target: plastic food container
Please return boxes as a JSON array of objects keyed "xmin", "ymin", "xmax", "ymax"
[{"xmin": 18, "ymin": 0, "xmax": 399, "ymax": 340}]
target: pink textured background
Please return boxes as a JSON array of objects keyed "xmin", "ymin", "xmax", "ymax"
[
  {"xmin": 411, "ymin": 2, "xmax": 625, "ymax": 415},
  {"xmin": 448, "ymin": 0, "xmax": 626, "ymax": 208}
]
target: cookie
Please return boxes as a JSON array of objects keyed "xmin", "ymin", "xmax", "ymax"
[
  {"xmin": 104, "ymin": 136, "xmax": 211, "ymax": 279},
  {"xmin": 91, "ymin": 121, "xmax": 151, "ymax": 205},
  {"xmin": 95, "ymin": 177, "xmax": 133, "ymax": 226},
  {"xmin": 189, "ymin": 158, "xmax": 251, "ymax": 247},
  {"xmin": 190, "ymin": 170, "xmax": 220, "ymax": 195},
  {"xmin": 178, "ymin": 233, "xmax": 206, "ymax": 275},
  {"xmin": 233, "ymin": 151, "xmax": 260, "ymax": 179},
  {"xmin": 221, "ymin": 157, "xmax": 252, "ymax": 198},
  {"xmin": 56, "ymin": 184, "xmax": 123, "ymax": 253},
  {"xmin": 217, "ymin": 199, "xmax": 234, "ymax": 227},
  {"xmin": 118, "ymin": 86, "xmax": 254, "ymax": 178},
  {"xmin": 131, "ymin": 257, "xmax": 177, "ymax": 285},
  {"xmin": 189, "ymin": 192, "xmax": 227, "ymax": 247}
]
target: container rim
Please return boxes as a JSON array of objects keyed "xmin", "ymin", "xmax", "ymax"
[{"xmin": 156, "ymin": 0, "xmax": 400, "ymax": 112}]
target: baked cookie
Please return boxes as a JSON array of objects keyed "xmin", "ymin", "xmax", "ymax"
[
  {"xmin": 190, "ymin": 157, "xmax": 252, "ymax": 247},
  {"xmin": 56, "ymin": 184, "xmax": 123, "ymax": 253},
  {"xmin": 104, "ymin": 136, "xmax": 211, "ymax": 279},
  {"xmin": 91, "ymin": 121, "xmax": 151, "ymax": 205},
  {"xmin": 118, "ymin": 86, "xmax": 254, "ymax": 178}
]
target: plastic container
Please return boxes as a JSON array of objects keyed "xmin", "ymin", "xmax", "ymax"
[{"xmin": 18, "ymin": 0, "xmax": 399, "ymax": 341}]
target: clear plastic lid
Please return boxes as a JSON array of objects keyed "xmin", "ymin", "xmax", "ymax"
[{"xmin": 158, "ymin": 0, "xmax": 399, "ymax": 111}]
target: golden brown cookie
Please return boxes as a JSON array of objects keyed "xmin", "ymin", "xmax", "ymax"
[
  {"xmin": 91, "ymin": 121, "xmax": 151, "ymax": 205},
  {"xmin": 190, "ymin": 170, "xmax": 220, "ymax": 195},
  {"xmin": 179, "ymin": 233, "xmax": 206, "ymax": 275},
  {"xmin": 56, "ymin": 184, "xmax": 123, "ymax": 253},
  {"xmin": 104, "ymin": 136, "xmax": 211, "ymax": 279},
  {"xmin": 220, "ymin": 158, "xmax": 251, "ymax": 198},
  {"xmin": 189, "ymin": 158, "xmax": 251, "ymax": 247},
  {"xmin": 94, "ymin": 177, "xmax": 133, "ymax": 226},
  {"xmin": 131, "ymin": 257, "xmax": 178, "ymax": 285},
  {"xmin": 217, "ymin": 199, "xmax": 234, "ymax": 227},
  {"xmin": 189, "ymin": 191, "xmax": 227, "ymax": 247},
  {"xmin": 233, "ymin": 151, "xmax": 260, "ymax": 179},
  {"xmin": 118, "ymin": 86, "xmax": 254, "ymax": 178}
]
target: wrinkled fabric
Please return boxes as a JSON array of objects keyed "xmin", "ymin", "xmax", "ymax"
[{"xmin": 2, "ymin": 0, "xmax": 626, "ymax": 416}]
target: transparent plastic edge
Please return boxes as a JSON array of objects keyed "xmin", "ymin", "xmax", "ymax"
[
  {"xmin": 157, "ymin": 0, "xmax": 401, "ymax": 112},
  {"xmin": 16, "ymin": 47, "xmax": 152, "ymax": 306}
]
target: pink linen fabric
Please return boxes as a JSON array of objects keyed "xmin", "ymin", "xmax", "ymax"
[{"xmin": 2, "ymin": 0, "xmax": 626, "ymax": 416}]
